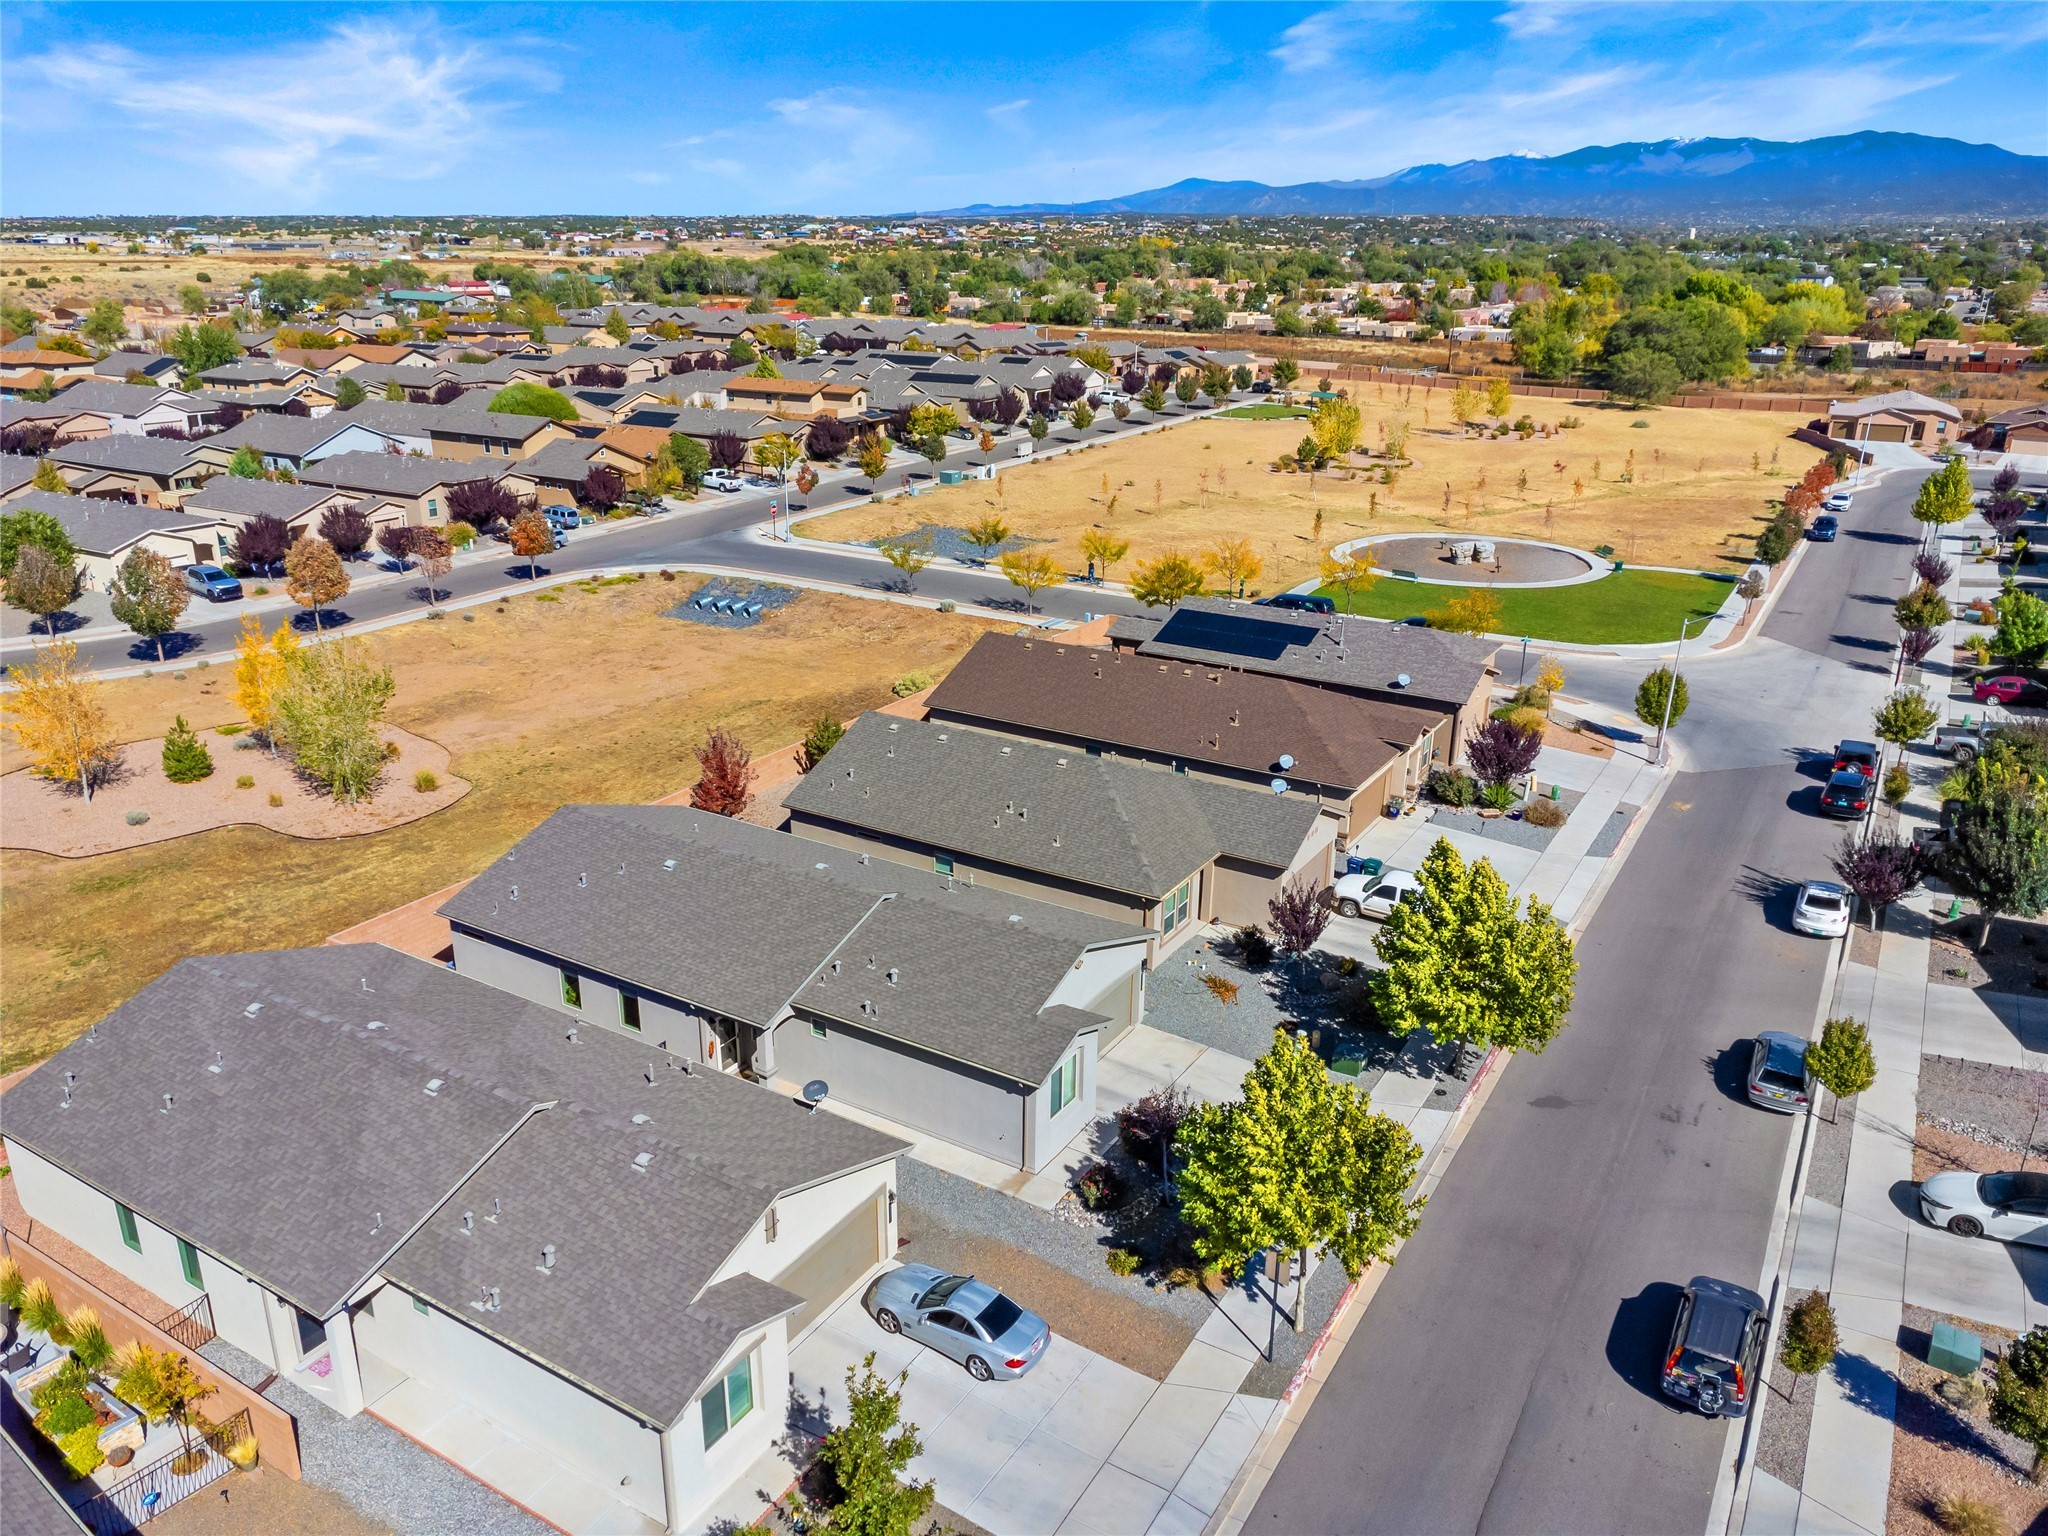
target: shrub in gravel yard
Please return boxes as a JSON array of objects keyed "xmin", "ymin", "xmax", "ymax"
[
  {"xmin": 123, "ymin": 809, "xmax": 148, "ymax": 826},
  {"xmin": 891, "ymin": 670, "xmax": 933, "ymax": 698},
  {"xmin": 235, "ymin": 775, "xmax": 254, "ymax": 789},
  {"xmin": 161, "ymin": 716, "xmax": 213, "ymax": 783},
  {"xmin": 1883, "ymin": 763, "xmax": 1912, "ymax": 805},
  {"xmin": 1202, "ymin": 972, "xmax": 1240, "ymax": 1005},
  {"xmin": 1521, "ymin": 797, "xmax": 1567, "ymax": 828},
  {"xmin": 1117, "ymin": 1085, "xmax": 1194, "ymax": 1170},
  {"xmin": 1936, "ymin": 1494, "xmax": 2006, "ymax": 1536},
  {"xmin": 1992, "ymin": 1325, "xmax": 2048, "ymax": 1479},
  {"xmin": 1479, "ymin": 780, "xmax": 1516, "ymax": 811},
  {"xmin": 1780, "ymin": 1292, "xmax": 1839, "ymax": 1376},
  {"xmin": 414, "ymin": 770, "xmax": 439, "ymax": 793},
  {"xmin": 815, "ymin": 1359, "xmax": 935, "ymax": 1536},
  {"xmin": 1074, "ymin": 1161, "xmax": 1127, "ymax": 1212},
  {"xmin": 1105, "ymin": 1249, "xmax": 1142, "ymax": 1277},
  {"xmin": 1233, "ymin": 926, "xmax": 1275, "ymax": 968},
  {"xmin": 1428, "ymin": 768, "xmax": 1478, "ymax": 807}
]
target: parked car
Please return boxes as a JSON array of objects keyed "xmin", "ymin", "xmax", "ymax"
[
  {"xmin": 1251, "ymin": 380, "xmax": 1273, "ymax": 394},
  {"xmin": 1818, "ymin": 770, "xmax": 1873, "ymax": 819},
  {"xmin": 1832, "ymin": 740, "xmax": 1879, "ymax": 778},
  {"xmin": 1791, "ymin": 881, "xmax": 1851, "ymax": 938},
  {"xmin": 864, "ymin": 1265, "xmax": 1050, "ymax": 1381},
  {"xmin": 1260, "ymin": 593, "xmax": 1336, "ymax": 615},
  {"xmin": 1823, "ymin": 489, "xmax": 1853, "ymax": 513},
  {"xmin": 1745, "ymin": 1031, "xmax": 1814, "ymax": 1112},
  {"xmin": 1918, "ymin": 1169, "xmax": 2048, "ymax": 1242},
  {"xmin": 543, "ymin": 506, "xmax": 581, "ymax": 532},
  {"xmin": 1328, "ymin": 868, "xmax": 1419, "ymax": 920},
  {"xmin": 702, "ymin": 470, "xmax": 746, "ymax": 493},
  {"xmin": 1661, "ymin": 1278, "xmax": 1768, "ymax": 1417},
  {"xmin": 182, "ymin": 563, "xmax": 243, "ymax": 603},
  {"xmin": 1807, "ymin": 515, "xmax": 1838, "ymax": 542},
  {"xmin": 1973, "ymin": 675, "xmax": 2048, "ymax": 707}
]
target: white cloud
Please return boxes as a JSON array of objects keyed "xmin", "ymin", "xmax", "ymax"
[
  {"xmin": 1494, "ymin": 1, "xmax": 1612, "ymax": 41},
  {"xmin": 1270, "ymin": 6, "xmax": 1386, "ymax": 71},
  {"xmin": 987, "ymin": 98, "xmax": 1032, "ymax": 117},
  {"xmin": 20, "ymin": 21, "xmax": 547, "ymax": 200}
]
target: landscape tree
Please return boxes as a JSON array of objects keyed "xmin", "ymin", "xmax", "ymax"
[
  {"xmin": 1910, "ymin": 454, "xmax": 1974, "ymax": 544},
  {"xmin": 962, "ymin": 514, "xmax": 1011, "ymax": 563},
  {"xmin": 582, "ymin": 466, "xmax": 627, "ymax": 512},
  {"xmin": 410, "ymin": 527, "xmax": 453, "ymax": 605},
  {"xmin": 3, "ymin": 640, "xmax": 119, "ymax": 802},
  {"xmin": 1736, "ymin": 568, "xmax": 1767, "ymax": 619},
  {"xmin": 1188, "ymin": 293, "xmax": 1228, "ymax": 331},
  {"xmin": 383, "ymin": 380, "xmax": 407, "ymax": 402},
  {"xmin": 107, "ymin": 548, "xmax": 189, "ymax": 662},
  {"xmin": 485, "ymin": 382, "xmax": 578, "ymax": 421},
  {"xmin": 1027, "ymin": 413, "xmax": 1051, "ymax": 442},
  {"xmin": 1994, "ymin": 586, "xmax": 2048, "ymax": 663},
  {"xmin": 1450, "ymin": 384, "xmax": 1478, "ymax": 428},
  {"xmin": 112, "ymin": 1342, "xmax": 217, "ymax": 1463},
  {"xmin": 1176, "ymin": 1030, "xmax": 1423, "ymax": 1329},
  {"xmin": 317, "ymin": 503, "xmax": 372, "ymax": 558},
  {"xmin": 690, "ymin": 727, "xmax": 751, "ymax": 816},
  {"xmin": 1267, "ymin": 875, "xmax": 1333, "ymax": 961},
  {"xmin": 271, "ymin": 636, "xmax": 395, "ymax": 802},
  {"xmin": 232, "ymin": 615, "xmax": 299, "ymax": 748},
  {"xmin": 1232, "ymin": 364, "xmax": 1255, "ymax": 393},
  {"xmin": 816, "ymin": 1356, "xmax": 935, "ymax": 1536},
  {"xmin": 284, "ymin": 536, "xmax": 349, "ymax": 631},
  {"xmin": 1129, "ymin": 551, "xmax": 1205, "ymax": 608},
  {"xmin": 667, "ymin": 433, "xmax": 712, "ymax": 486},
  {"xmin": 1308, "ymin": 395, "xmax": 1362, "ymax": 460},
  {"xmin": 446, "ymin": 477, "xmax": 520, "ymax": 533},
  {"xmin": 177, "ymin": 284, "xmax": 208, "ymax": 316},
  {"xmin": 1780, "ymin": 1293, "xmax": 1839, "ymax": 1377},
  {"xmin": 1985, "ymin": 466, "xmax": 2029, "ymax": 549},
  {"xmin": 1898, "ymin": 626, "xmax": 1940, "ymax": 672},
  {"xmin": 160, "ymin": 715, "xmax": 214, "ymax": 784},
  {"xmin": 856, "ymin": 431, "xmax": 892, "ymax": 481},
  {"xmin": 30, "ymin": 459, "xmax": 69, "ymax": 494},
  {"xmin": 1174, "ymin": 373, "xmax": 1199, "ymax": 405},
  {"xmin": 5, "ymin": 543, "xmax": 78, "ymax": 637},
  {"xmin": 332, "ymin": 375, "xmax": 367, "ymax": 409},
  {"xmin": 1894, "ymin": 582, "xmax": 1951, "ymax": 633},
  {"xmin": 1426, "ymin": 588, "xmax": 1502, "ymax": 636},
  {"xmin": 1606, "ymin": 349, "xmax": 1682, "ymax": 406},
  {"xmin": 804, "ymin": 413, "xmax": 852, "ymax": 461},
  {"xmin": 1944, "ymin": 783, "xmax": 2048, "ymax": 950},
  {"xmin": 1805, "ymin": 1016, "xmax": 1877, "ymax": 1122},
  {"xmin": 376, "ymin": 525, "xmax": 415, "ymax": 567},
  {"xmin": 997, "ymin": 549, "xmax": 1064, "ymax": 614},
  {"xmin": 604, "ymin": 309, "xmax": 631, "ymax": 344},
  {"xmin": 1832, "ymin": 832, "xmax": 1922, "ymax": 930},
  {"xmin": 1271, "ymin": 359, "xmax": 1300, "ymax": 390},
  {"xmin": 164, "ymin": 321, "xmax": 238, "ymax": 374},
  {"xmin": 754, "ymin": 431, "xmax": 803, "ymax": 484},
  {"xmin": 1373, "ymin": 836, "xmax": 1578, "ymax": 1052},
  {"xmin": 800, "ymin": 714, "xmax": 845, "ymax": 774},
  {"xmin": 1078, "ymin": 527, "xmax": 1129, "ymax": 583},
  {"xmin": 1993, "ymin": 1325, "xmax": 2048, "ymax": 1480},
  {"xmin": 1873, "ymin": 688, "xmax": 1939, "ymax": 766},
  {"xmin": 994, "ymin": 388, "xmax": 1024, "ymax": 427},
  {"xmin": 1140, "ymin": 383, "xmax": 1167, "ymax": 413},
  {"xmin": 1484, "ymin": 376, "xmax": 1513, "ymax": 418},
  {"xmin": 1318, "ymin": 544, "xmax": 1384, "ymax": 610},
  {"xmin": 227, "ymin": 445, "xmax": 267, "ymax": 480},
  {"xmin": 507, "ymin": 508, "xmax": 554, "ymax": 581},
  {"xmin": 709, "ymin": 430, "xmax": 749, "ymax": 473},
  {"xmin": 1465, "ymin": 718, "xmax": 1542, "ymax": 791},
  {"xmin": 1635, "ymin": 666, "xmax": 1689, "ymax": 749},
  {"xmin": 1202, "ymin": 537, "xmax": 1261, "ymax": 598},
  {"xmin": 877, "ymin": 531, "xmax": 935, "ymax": 591}
]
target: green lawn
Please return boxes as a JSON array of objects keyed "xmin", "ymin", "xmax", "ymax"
[
  {"xmin": 1216, "ymin": 403, "xmax": 1310, "ymax": 419},
  {"xmin": 1312, "ymin": 568, "xmax": 1732, "ymax": 645}
]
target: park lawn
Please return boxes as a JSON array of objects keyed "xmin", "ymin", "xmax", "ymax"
[
  {"xmin": 1216, "ymin": 403, "xmax": 1311, "ymax": 419},
  {"xmin": 0, "ymin": 578, "xmax": 999, "ymax": 1070},
  {"xmin": 1312, "ymin": 568, "xmax": 1733, "ymax": 646},
  {"xmin": 796, "ymin": 388, "xmax": 1824, "ymax": 593}
]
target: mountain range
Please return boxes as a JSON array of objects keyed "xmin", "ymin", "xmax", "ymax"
[{"xmin": 921, "ymin": 133, "xmax": 2048, "ymax": 222}]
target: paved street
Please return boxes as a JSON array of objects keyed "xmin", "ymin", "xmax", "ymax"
[{"xmin": 1243, "ymin": 468, "xmax": 1927, "ymax": 1534}]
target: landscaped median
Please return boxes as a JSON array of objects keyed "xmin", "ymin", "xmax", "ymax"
[{"xmin": 1313, "ymin": 567, "xmax": 1734, "ymax": 646}]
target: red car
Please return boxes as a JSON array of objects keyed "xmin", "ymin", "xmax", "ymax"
[{"xmin": 1972, "ymin": 675, "xmax": 2048, "ymax": 707}]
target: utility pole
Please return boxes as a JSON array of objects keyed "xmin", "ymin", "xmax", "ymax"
[{"xmin": 1657, "ymin": 614, "xmax": 1714, "ymax": 765}]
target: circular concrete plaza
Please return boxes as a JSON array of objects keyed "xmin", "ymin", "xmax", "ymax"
[{"xmin": 1352, "ymin": 534, "xmax": 1598, "ymax": 587}]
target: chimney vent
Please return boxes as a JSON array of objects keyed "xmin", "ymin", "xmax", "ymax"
[
  {"xmin": 540, "ymin": 1244, "xmax": 556, "ymax": 1272},
  {"xmin": 461, "ymin": 1210, "xmax": 475, "ymax": 1233},
  {"xmin": 425, "ymin": 1077, "xmax": 445, "ymax": 1096},
  {"xmin": 209, "ymin": 1050, "xmax": 223, "ymax": 1074},
  {"xmin": 161, "ymin": 1093, "xmax": 174, "ymax": 1114},
  {"xmin": 632, "ymin": 1151, "xmax": 655, "ymax": 1173}
]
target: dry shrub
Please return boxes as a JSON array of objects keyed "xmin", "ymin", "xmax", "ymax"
[
  {"xmin": 1522, "ymin": 797, "xmax": 1567, "ymax": 828},
  {"xmin": 1201, "ymin": 972, "xmax": 1240, "ymax": 1005},
  {"xmin": 1936, "ymin": 1494, "xmax": 2005, "ymax": 1536}
]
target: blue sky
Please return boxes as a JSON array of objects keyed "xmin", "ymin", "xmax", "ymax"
[{"xmin": 2, "ymin": 2, "xmax": 2041, "ymax": 216}]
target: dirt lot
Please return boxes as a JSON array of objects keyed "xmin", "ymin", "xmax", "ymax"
[
  {"xmin": 799, "ymin": 393, "xmax": 1826, "ymax": 592},
  {"xmin": 0, "ymin": 576, "xmax": 999, "ymax": 1068}
]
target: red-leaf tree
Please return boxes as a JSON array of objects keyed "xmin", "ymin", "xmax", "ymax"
[
  {"xmin": 231, "ymin": 514, "xmax": 292, "ymax": 571},
  {"xmin": 1466, "ymin": 718, "xmax": 1543, "ymax": 789},
  {"xmin": 318, "ymin": 502, "xmax": 372, "ymax": 557},
  {"xmin": 690, "ymin": 727, "xmax": 751, "ymax": 815},
  {"xmin": 1267, "ymin": 874, "xmax": 1333, "ymax": 959},
  {"xmin": 446, "ymin": 477, "xmax": 520, "ymax": 532},
  {"xmin": 581, "ymin": 466, "xmax": 626, "ymax": 512},
  {"xmin": 376, "ymin": 525, "xmax": 416, "ymax": 565},
  {"xmin": 708, "ymin": 431, "xmax": 748, "ymax": 471},
  {"xmin": 1831, "ymin": 832, "xmax": 1922, "ymax": 930}
]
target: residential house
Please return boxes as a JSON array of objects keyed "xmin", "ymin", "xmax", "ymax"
[
  {"xmin": 1913, "ymin": 339, "xmax": 1974, "ymax": 364},
  {"xmin": 0, "ymin": 945, "xmax": 905, "ymax": 1534},
  {"xmin": 1109, "ymin": 598, "xmax": 1498, "ymax": 759},
  {"xmin": 297, "ymin": 452, "xmax": 495, "ymax": 527},
  {"xmin": 179, "ymin": 477, "xmax": 382, "ymax": 544},
  {"xmin": 0, "ymin": 452, "xmax": 43, "ymax": 501},
  {"xmin": 1, "ymin": 382, "xmax": 217, "ymax": 439},
  {"xmin": 197, "ymin": 360, "xmax": 319, "ymax": 394},
  {"xmin": 194, "ymin": 414, "xmax": 404, "ymax": 475},
  {"xmin": 924, "ymin": 632, "xmax": 1452, "ymax": 837},
  {"xmin": 784, "ymin": 712, "xmax": 1335, "ymax": 963},
  {"xmin": 0, "ymin": 490, "xmax": 225, "ymax": 588},
  {"xmin": 720, "ymin": 377, "xmax": 870, "ymax": 420},
  {"xmin": 0, "ymin": 348, "xmax": 98, "ymax": 386},
  {"xmin": 340, "ymin": 401, "xmax": 572, "ymax": 462},
  {"xmin": 91, "ymin": 352, "xmax": 185, "ymax": 387},
  {"xmin": 1825, "ymin": 390, "xmax": 1962, "ymax": 447},
  {"xmin": 1981, "ymin": 403, "xmax": 2048, "ymax": 454},
  {"xmin": 441, "ymin": 806, "xmax": 1151, "ymax": 1172},
  {"xmin": 615, "ymin": 406, "xmax": 792, "ymax": 453},
  {"xmin": 46, "ymin": 435, "xmax": 214, "ymax": 507}
]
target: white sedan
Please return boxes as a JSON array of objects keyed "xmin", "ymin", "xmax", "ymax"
[
  {"xmin": 1919, "ymin": 1170, "xmax": 2048, "ymax": 1243},
  {"xmin": 1329, "ymin": 868, "xmax": 1419, "ymax": 920},
  {"xmin": 1792, "ymin": 881, "xmax": 1852, "ymax": 938}
]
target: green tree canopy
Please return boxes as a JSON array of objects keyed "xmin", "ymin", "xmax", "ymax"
[
  {"xmin": 1995, "ymin": 585, "xmax": 2048, "ymax": 663},
  {"xmin": 1946, "ymin": 782, "xmax": 2048, "ymax": 950},
  {"xmin": 81, "ymin": 300, "xmax": 127, "ymax": 348},
  {"xmin": 816, "ymin": 1356, "xmax": 935, "ymax": 1536},
  {"xmin": 0, "ymin": 507, "xmax": 78, "ymax": 576},
  {"xmin": 1373, "ymin": 836, "xmax": 1578, "ymax": 1052},
  {"xmin": 486, "ymin": 382, "xmax": 579, "ymax": 421},
  {"xmin": 1873, "ymin": 689, "xmax": 1939, "ymax": 757},
  {"xmin": 1910, "ymin": 456, "xmax": 1974, "ymax": 537},
  {"xmin": 165, "ymin": 321, "xmax": 239, "ymax": 375}
]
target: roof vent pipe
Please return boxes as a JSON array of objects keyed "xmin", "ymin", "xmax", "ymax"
[
  {"xmin": 540, "ymin": 1244, "xmax": 556, "ymax": 1272},
  {"xmin": 161, "ymin": 1093, "xmax": 174, "ymax": 1114}
]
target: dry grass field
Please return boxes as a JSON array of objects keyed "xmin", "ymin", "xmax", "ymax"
[
  {"xmin": 799, "ymin": 390, "xmax": 1830, "ymax": 592},
  {"xmin": 0, "ymin": 575, "xmax": 998, "ymax": 1068}
]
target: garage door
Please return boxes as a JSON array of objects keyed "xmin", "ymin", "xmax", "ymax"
[
  {"xmin": 1865, "ymin": 424, "xmax": 1908, "ymax": 442},
  {"xmin": 773, "ymin": 1193, "xmax": 884, "ymax": 1335}
]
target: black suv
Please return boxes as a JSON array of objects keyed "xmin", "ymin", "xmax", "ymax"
[
  {"xmin": 1819, "ymin": 770, "xmax": 1873, "ymax": 818},
  {"xmin": 1832, "ymin": 739, "xmax": 1879, "ymax": 778},
  {"xmin": 1662, "ymin": 1277, "xmax": 1768, "ymax": 1417},
  {"xmin": 1260, "ymin": 593, "xmax": 1336, "ymax": 615}
]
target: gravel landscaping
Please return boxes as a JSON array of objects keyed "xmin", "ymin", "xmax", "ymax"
[
  {"xmin": 664, "ymin": 577, "xmax": 802, "ymax": 629},
  {"xmin": 1146, "ymin": 937, "xmax": 1404, "ymax": 1082},
  {"xmin": 1917, "ymin": 1057, "xmax": 2048, "ymax": 1156},
  {"xmin": 1806, "ymin": 1096, "xmax": 1858, "ymax": 1208},
  {"xmin": 853, "ymin": 523, "xmax": 1049, "ymax": 562},
  {"xmin": 1755, "ymin": 1289, "xmax": 1820, "ymax": 1494},
  {"xmin": 1238, "ymin": 1255, "xmax": 1351, "ymax": 1398},
  {"xmin": 1430, "ymin": 788, "xmax": 1585, "ymax": 853},
  {"xmin": 1583, "ymin": 802, "xmax": 1640, "ymax": 860},
  {"xmin": 199, "ymin": 1339, "xmax": 548, "ymax": 1536},
  {"xmin": 1889, "ymin": 1305, "xmax": 2045, "ymax": 1536}
]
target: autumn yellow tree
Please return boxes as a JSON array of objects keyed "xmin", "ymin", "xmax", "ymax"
[
  {"xmin": 1449, "ymin": 384, "xmax": 1478, "ymax": 429},
  {"xmin": 233, "ymin": 615, "xmax": 300, "ymax": 749},
  {"xmin": 1079, "ymin": 527, "xmax": 1130, "ymax": 583},
  {"xmin": 284, "ymin": 536, "xmax": 349, "ymax": 631},
  {"xmin": 1202, "ymin": 538, "xmax": 1262, "ymax": 597},
  {"xmin": 996, "ymin": 549, "xmax": 1064, "ymax": 615},
  {"xmin": 4, "ymin": 640, "xmax": 119, "ymax": 802},
  {"xmin": 1307, "ymin": 396, "xmax": 1362, "ymax": 461},
  {"xmin": 1318, "ymin": 547, "xmax": 1382, "ymax": 613},
  {"xmin": 1485, "ymin": 377, "xmax": 1512, "ymax": 418},
  {"xmin": 1427, "ymin": 588, "xmax": 1504, "ymax": 636}
]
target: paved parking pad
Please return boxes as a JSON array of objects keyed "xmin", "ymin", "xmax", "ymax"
[{"xmin": 790, "ymin": 1284, "xmax": 1279, "ymax": 1536}]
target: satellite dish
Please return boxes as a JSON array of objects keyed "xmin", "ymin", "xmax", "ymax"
[
  {"xmin": 801, "ymin": 1079, "xmax": 831, "ymax": 1115},
  {"xmin": 1271, "ymin": 778, "xmax": 1289, "ymax": 795},
  {"xmin": 1277, "ymin": 753, "xmax": 1296, "ymax": 771},
  {"xmin": 1394, "ymin": 673, "xmax": 1411, "ymax": 688}
]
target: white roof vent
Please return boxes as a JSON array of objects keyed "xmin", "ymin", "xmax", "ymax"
[
  {"xmin": 663, "ymin": 858, "xmax": 677, "ymax": 871},
  {"xmin": 632, "ymin": 1151, "xmax": 655, "ymax": 1173},
  {"xmin": 631, "ymin": 1113, "xmax": 651, "ymax": 1125},
  {"xmin": 243, "ymin": 1002, "xmax": 263, "ymax": 1017},
  {"xmin": 425, "ymin": 1077, "xmax": 445, "ymax": 1096}
]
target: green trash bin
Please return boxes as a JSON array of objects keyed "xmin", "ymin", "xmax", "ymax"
[{"xmin": 1930, "ymin": 1321, "xmax": 1984, "ymax": 1378}]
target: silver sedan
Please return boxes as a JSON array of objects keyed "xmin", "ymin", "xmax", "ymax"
[{"xmin": 862, "ymin": 1264, "xmax": 1051, "ymax": 1381}]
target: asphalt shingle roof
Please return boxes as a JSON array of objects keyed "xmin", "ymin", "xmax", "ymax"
[
  {"xmin": 440, "ymin": 807, "xmax": 1144, "ymax": 1084},
  {"xmin": 785, "ymin": 713, "xmax": 1322, "ymax": 898},
  {"xmin": 48, "ymin": 434, "xmax": 206, "ymax": 477},
  {"xmin": 179, "ymin": 478, "xmax": 345, "ymax": 520},
  {"xmin": 299, "ymin": 451, "xmax": 495, "ymax": 496},
  {"xmin": 0, "ymin": 490, "xmax": 218, "ymax": 555}
]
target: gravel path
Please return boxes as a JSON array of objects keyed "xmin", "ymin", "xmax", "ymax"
[
  {"xmin": 1146, "ymin": 940, "xmax": 1382, "ymax": 1066},
  {"xmin": 1806, "ymin": 1095, "xmax": 1857, "ymax": 1208},
  {"xmin": 1755, "ymin": 1290, "xmax": 1819, "ymax": 1494},
  {"xmin": 1238, "ymin": 1256, "xmax": 1350, "ymax": 1398},
  {"xmin": 199, "ymin": 1339, "xmax": 549, "ymax": 1536}
]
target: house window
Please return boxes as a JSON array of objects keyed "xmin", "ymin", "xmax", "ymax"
[
  {"xmin": 561, "ymin": 970, "xmax": 582, "ymax": 1009},
  {"xmin": 812, "ymin": 1021, "xmax": 828, "ymax": 1039},
  {"xmin": 294, "ymin": 1308, "xmax": 328, "ymax": 1359},
  {"xmin": 620, "ymin": 994, "xmax": 641, "ymax": 1031},
  {"xmin": 427, "ymin": 500, "xmax": 440, "ymax": 519},
  {"xmin": 116, "ymin": 1203, "xmax": 141, "ymax": 1253},
  {"xmin": 701, "ymin": 1352, "xmax": 756, "ymax": 1449},
  {"xmin": 1049, "ymin": 1051, "xmax": 1081, "ymax": 1116},
  {"xmin": 933, "ymin": 854, "xmax": 953, "ymax": 876},
  {"xmin": 178, "ymin": 1238, "xmax": 202, "ymax": 1289},
  {"xmin": 1162, "ymin": 879, "xmax": 1193, "ymax": 933}
]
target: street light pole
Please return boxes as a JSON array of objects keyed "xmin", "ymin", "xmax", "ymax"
[{"xmin": 1657, "ymin": 614, "xmax": 1714, "ymax": 765}]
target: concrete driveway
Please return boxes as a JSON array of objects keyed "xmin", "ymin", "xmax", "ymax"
[{"xmin": 791, "ymin": 1282, "xmax": 1279, "ymax": 1536}]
